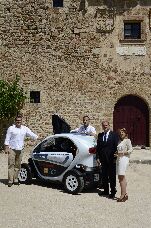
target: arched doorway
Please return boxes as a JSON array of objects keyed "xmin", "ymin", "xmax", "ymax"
[{"xmin": 113, "ymin": 95, "xmax": 149, "ymax": 146}]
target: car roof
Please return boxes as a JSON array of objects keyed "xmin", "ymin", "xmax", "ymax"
[
  {"xmin": 44, "ymin": 133, "xmax": 96, "ymax": 146},
  {"xmin": 45, "ymin": 133, "xmax": 95, "ymax": 139},
  {"xmin": 44, "ymin": 133, "xmax": 95, "ymax": 141}
]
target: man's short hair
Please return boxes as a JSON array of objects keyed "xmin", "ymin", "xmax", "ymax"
[
  {"xmin": 83, "ymin": 115, "xmax": 90, "ymax": 120},
  {"xmin": 102, "ymin": 120, "xmax": 110, "ymax": 125},
  {"xmin": 15, "ymin": 115, "xmax": 22, "ymax": 121}
]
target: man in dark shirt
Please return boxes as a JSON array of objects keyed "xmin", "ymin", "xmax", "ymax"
[{"xmin": 96, "ymin": 121, "xmax": 118, "ymax": 198}]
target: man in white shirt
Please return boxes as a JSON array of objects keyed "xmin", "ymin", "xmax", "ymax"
[
  {"xmin": 71, "ymin": 116, "xmax": 96, "ymax": 136},
  {"xmin": 4, "ymin": 115, "xmax": 38, "ymax": 187}
]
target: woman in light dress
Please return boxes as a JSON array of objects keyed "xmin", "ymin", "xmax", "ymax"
[{"xmin": 116, "ymin": 128, "xmax": 133, "ymax": 202}]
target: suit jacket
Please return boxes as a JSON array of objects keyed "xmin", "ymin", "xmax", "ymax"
[{"xmin": 96, "ymin": 131, "xmax": 119, "ymax": 164}]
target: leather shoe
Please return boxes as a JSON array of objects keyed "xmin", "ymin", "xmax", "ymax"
[
  {"xmin": 99, "ymin": 191, "xmax": 109, "ymax": 196},
  {"xmin": 8, "ymin": 183, "xmax": 13, "ymax": 187},
  {"xmin": 109, "ymin": 193, "xmax": 115, "ymax": 199},
  {"xmin": 117, "ymin": 194, "xmax": 128, "ymax": 202}
]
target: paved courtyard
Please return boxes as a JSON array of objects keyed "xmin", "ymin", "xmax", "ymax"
[{"xmin": 0, "ymin": 150, "xmax": 151, "ymax": 228}]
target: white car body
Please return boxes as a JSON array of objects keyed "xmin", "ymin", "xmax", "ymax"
[
  {"xmin": 31, "ymin": 133, "xmax": 97, "ymax": 180},
  {"xmin": 19, "ymin": 133, "xmax": 100, "ymax": 194}
]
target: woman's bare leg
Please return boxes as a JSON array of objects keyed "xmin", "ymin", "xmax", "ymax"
[{"xmin": 118, "ymin": 175, "xmax": 127, "ymax": 198}]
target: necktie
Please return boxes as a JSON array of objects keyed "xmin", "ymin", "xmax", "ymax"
[{"xmin": 104, "ymin": 132, "xmax": 107, "ymax": 142}]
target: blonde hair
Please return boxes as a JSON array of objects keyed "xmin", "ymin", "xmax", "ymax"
[{"xmin": 118, "ymin": 128, "xmax": 128, "ymax": 139}]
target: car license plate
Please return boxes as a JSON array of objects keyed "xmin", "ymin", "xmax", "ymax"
[{"xmin": 94, "ymin": 174, "xmax": 99, "ymax": 182}]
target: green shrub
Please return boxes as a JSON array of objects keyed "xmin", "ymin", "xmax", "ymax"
[{"xmin": 0, "ymin": 76, "xmax": 26, "ymax": 119}]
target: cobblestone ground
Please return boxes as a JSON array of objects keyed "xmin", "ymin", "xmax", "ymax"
[{"xmin": 0, "ymin": 153, "xmax": 151, "ymax": 228}]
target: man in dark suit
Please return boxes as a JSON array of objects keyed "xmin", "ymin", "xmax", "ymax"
[{"xmin": 96, "ymin": 121, "xmax": 119, "ymax": 198}]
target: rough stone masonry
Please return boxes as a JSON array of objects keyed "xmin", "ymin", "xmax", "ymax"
[{"xmin": 0, "ymin": 0, "xmax": 151, "ymax": 146}]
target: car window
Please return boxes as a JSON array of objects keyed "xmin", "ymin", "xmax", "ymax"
[
  {"xmin": 34, "ymin": 137, "xmax": 77, "ymax": 157},
  {"xmin": 41, "ymin": 138, "xmax": 55, "ymax": 151},
  {"xmin": 33, "ymin": 138, "xmax": 55, "ymax": 153},
  {"xmin": 54, "ymin": 138, "xmax": 77, "ymax": 158}
]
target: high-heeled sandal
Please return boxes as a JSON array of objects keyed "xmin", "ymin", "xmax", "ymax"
[{"xmin": 117, "ymin": 193, "xmax": 128, "ymax": 202}]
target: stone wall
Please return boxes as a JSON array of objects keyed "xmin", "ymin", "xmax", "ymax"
[{"xmin": 0, "ymin": 0, "xmax": 151, "ymax": 145}]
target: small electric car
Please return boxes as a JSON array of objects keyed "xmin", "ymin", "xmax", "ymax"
[{"xmin": 18, "ymin": 115, "xmax": 101, "ymax": 194}]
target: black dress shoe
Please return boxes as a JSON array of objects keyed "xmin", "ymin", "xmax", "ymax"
[
  {"xmin": 8, "ymin": 183, "xmax": 13, "ymax": 187},
  {"xmin": 99, "ymin": 191, "xmax": 109, "ymax": 196},
  {"xmin": 109, "ymin": 193, "xmax": 115, "ymax": 199}
]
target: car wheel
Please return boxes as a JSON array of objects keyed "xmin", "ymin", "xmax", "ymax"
[
  {"xmin": 63, "ymin": 171, "xmax": 84, "ymax": 194},
  {"xmin": 18, "ymin": 163, "xmax": 31, "ymax": 184}
]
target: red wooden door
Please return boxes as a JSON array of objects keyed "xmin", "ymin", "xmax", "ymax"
[{"xmin": 113, "ymin": 95, "xmax": 149, "ymax": 146}]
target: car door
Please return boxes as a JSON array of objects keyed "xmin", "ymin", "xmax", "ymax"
[{"xmin": 32, "ymin": 136, "xmax": 76, "ymax": 178}]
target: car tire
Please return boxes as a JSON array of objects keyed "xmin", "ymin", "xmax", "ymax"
[
  {"xmin": 18, "ymin": 163, "xmax": 32, "ymax": 184},
  {"xmin": 63, "ymin": 171, "xmax": 84, "ymax": 194}
]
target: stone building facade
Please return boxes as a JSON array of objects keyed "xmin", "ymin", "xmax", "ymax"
[{"xmin": 0, "ymin": 0, "xmax": 151, "ymax": 147}]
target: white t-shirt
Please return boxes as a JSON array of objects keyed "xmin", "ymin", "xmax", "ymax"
[{"xmin": 71, "ymin": 125, "xmax": 96, "ymax": 135}]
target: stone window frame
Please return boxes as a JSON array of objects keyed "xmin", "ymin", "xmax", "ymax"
[
  {"xmin": 119, "ymin": 16, "xmax": 146, "ymax": 44},
  {"xmin": 149, "ymin": 9, "xmax": 151, "ymax": 30}
]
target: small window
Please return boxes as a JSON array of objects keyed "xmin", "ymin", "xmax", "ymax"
[
  {"xmin": 53, "ymin": 0, "xmax": 63, "ymax": 7},
  {"xmin": 124, "ymin": 22, "xmax": 141, "ymax": 39},
  {"xmin": 30, "ymin": 91, "xmax": 40, "ymax": 103}
]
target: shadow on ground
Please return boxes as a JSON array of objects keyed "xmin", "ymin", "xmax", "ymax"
[
  {"xmin": 0, "ymin": 177, "xmax": 107, "ymax": 196},
  {"xmin": 20, "ymin": 179, "xmax": 103, "ymax": 195},
  {"xmin": 0, "ymin": 179, "xmax": 8, "ymax": 185}
]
